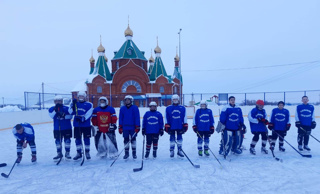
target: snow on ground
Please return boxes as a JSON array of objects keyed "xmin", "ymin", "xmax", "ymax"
[
  {"xmin": 0, "ymin": 106, "xmax": 22, "ymax": 113},
  {"xmin": 0, "ymin": 118, "xmax": 320, "ymax": 194}
]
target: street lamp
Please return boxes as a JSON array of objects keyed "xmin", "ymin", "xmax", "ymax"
[{"xmin": 178, "ymin": 28, "xmax": 182, "ymax": 104}]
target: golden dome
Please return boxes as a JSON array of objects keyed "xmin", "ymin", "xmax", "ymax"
[
  {"xmin": 154, "ymin": 37, "xmax": 161, "ymax": 53},
  {"xmin": 124, "ymin": 25, "xmax": 133, "ymax": 37},
  {"xmin": 104, "ymin": 54, "xmax": 108, "ymax": 62},
  {"xmin": 149, "ymin": 55, "xmax": 155, "ymax": 63},
  {"xmin": 89, "ymin": 56, "xmax": 95, "ymax": 63},
  {"xmin": 174, "ymin": 53, "xmax": 180, "ymax": 61},
  {"xmin": 97, "ymin": 43, "xmax": 105, "ymax": 53}
]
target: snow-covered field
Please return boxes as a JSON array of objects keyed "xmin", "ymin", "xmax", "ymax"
[
  {"xmin": 0, "ymin": 106, "xmax": 22, "ymax": 113},
  {"xmin": 0, "ymin": 118, "xmax": 320, "ymax": 194}
]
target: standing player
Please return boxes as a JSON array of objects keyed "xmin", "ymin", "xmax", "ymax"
[
  {"xmin": 165, "ymin": 94, "xmax": 188, "ymax": 158},
  {"xmin": 91, "ymin": 96, "xmax": 118, "ymax": 158},
  {"xmin": 193, "ymin": 100, "xmax": 214, "ymax": 156},
  {"xmin": 119, "ymin": 95, "xmax": 140, "ymax": 159},
  {"xmin": 219, "ymin": 96, "xmax": 246, "ymax": 156},
  {"xmin": 12, "ymin": 123, "xmax": 37, "ymax": 163},
  {"xmin": 268, "ymin": 101, "xmax": 291, "ymax": 152},
  {"xmin": 248, "ymin": 100, "xmax": 269, "ymax": 155},
  {"xmin": 48, "ymin": 95, "xmax": 73, "ymax": 161},
  {"xmin": 69, "ymin": 91, "xmax": 93, "ymax": 160},
  {"xmin": 295, "ymin": 96, "xmax": 316, "ymax": 151},
  {"xmin": 142, "ymin": 101, "xmax": 164, "ymax": 159}
]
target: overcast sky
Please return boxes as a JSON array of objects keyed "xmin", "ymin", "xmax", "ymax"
[{"xmin": 1, "ymin": 0, "xmax": 320, "ymax": 104}]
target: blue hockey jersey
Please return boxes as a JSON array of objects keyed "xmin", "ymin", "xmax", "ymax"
[
  {"xmin": 165, "ymin": 104, "xmax": 187, "ymax": 130},
  {"xmin": 295, "ymin": 104, "xmax": 315, "ymax": 126},
  {"xmin": 119, "ymin": 105, "xmax": 140, "ymax": 130},
  {"xmin": 48, "ymin": 105, "xmax": 73, "ymax": 130},
  {"xmin": 220, "ymin": 104, "xmax": 244, "ymax": 131},
  {"xmin": 193, "ymin": 108, "xmax": 214, "ymax": 131},
  {"xmin": 270, "ymin": 108, "xmax": 290, "ymax": 131},
  {"xmin": 143, "ymin": 110, "xmax": 164, "ymax": 134},
  {"xmin": 12, "ymin": 123, "xmax": 35, "ymax": 141},
  {"xmin": 68, "ymin": 101, "xmax": 93, "ymax": 127},
  {"xmin": 248, "ymin": 107, "xmax": 268, "ymax": 132}
]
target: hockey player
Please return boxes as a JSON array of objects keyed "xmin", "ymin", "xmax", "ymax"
[
  {"xmin": 12, "ymin": 123, "xmax": 37, "ymax": 163},
  {"xmin": 165, "ymin": 94, "xmax": 188, "ymax": 158},
  {"xmin": 48, "ymin": 95, "xmax": 73, "ymax": 160},
  {"xmin": 69, "ymin": 91, "xmax": 93, "ymax": 160},
  {"xmin": 119, "ymin": 95, "xmax": 140, "ymax": 159},
  {"xmin": 295, "ymin": 96, "xmax": 316, "ymax": 151},
  {"xmin": 248, "ymin": 100, "xmax": 269, "ymax": 155},
  {"xmin": 193, "ymin": 100, "xmax": 214, "ymax": 156},
  {"xmin": 91, "ymin": 96, "xmax": 118, "ymax": 158},
  {"xmin": 219, "ymin": 96, "xmax": 246, "ymax": 156},
  {"xmin": 268, "ymin": 101, "xmax": 291, "ymax": 152},
  {"xmin": 142, "ymin": 101, "xmax": 164, "ymax": 159}
]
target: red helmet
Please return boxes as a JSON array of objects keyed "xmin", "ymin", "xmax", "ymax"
[{"xmin": 256, "ymin": 100, "xmax": 264, "ymax": 106}]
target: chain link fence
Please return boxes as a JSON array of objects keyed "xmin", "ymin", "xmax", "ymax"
[{"xmin": 24, "ymin": 90, "xmax": 320, "ymax": 110}]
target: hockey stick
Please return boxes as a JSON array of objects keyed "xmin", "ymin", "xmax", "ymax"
[
  {"xmin": 0, "ymin": 163, "xmax": 7, "ymax": 168},
  {"xmin": 272, "ymin": 130, "xmax": 312, "ymax": 158},
  {"xmin": 107, "ymin": 132, "xmax": 137, "ymax": 171},
  {"xmin": 174, "ymin": 140, "xmax": 200, "ymax": 168},
  {"xmin": 56, "ymin": 112, "xmax": 63, "ymax": 165},
  {"xmin": 1, "ymin": 159, "xmax": 18, "ymax": 178},
  {"xmin": 74, "ymin": 102, "xmax": 86, "ymax": 166},
  {"xmin": 301, "ymin": 127, "xmax": 320, "ymax": 143},
  {"xmin": 196, "ymin": 131, "xmax": 223, "ymax": 168},
  {"xmin": 133, "ymin": 134, "xmax": 145, "ymax": 172},
  {"xmin": 267, "ymin": 135, "xmax": 283, "ymax": 162}
]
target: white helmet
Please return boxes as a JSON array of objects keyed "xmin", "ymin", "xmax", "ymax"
[
  {"xmin": 98, "ymin": 96, "xmax": 108, "ymax": 107},
  {"xmin": 172, "ymin": 94, "xmax": 179, "ymax": 104},
  {"xmin": 200, "ymin": 100, "xmax": 207, "ymax": 108},
  {"xmin": 54, "ymin": 95, "xmax": 63, "ymax": 101},
  {"xmin": 124, "ymin": 95, "xmax": 134, "ymax": 104},
  {"xmin": 172, "ymin": 94, "xmax": 179, "ymax": 101},
  {"xmin": 78, "ymin": 91, "xmax": 87, "ymax": 98},
  {"xmin": 149, "ymin": 101, "xmax": 157, "ymax": 107}
]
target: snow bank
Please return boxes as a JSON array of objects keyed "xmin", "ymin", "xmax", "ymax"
[{"xmin": 0, "ymin": 105, "xmax": 22, "ymax": 113}]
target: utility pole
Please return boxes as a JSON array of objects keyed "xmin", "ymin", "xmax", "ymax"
[
  {"xmin": 2, "ymin": 97, "xmax": 4, "ymax": 107},
  {"xmin": 178, "ymin": 28, "xmax": 182, "ymax": 104},
  {"xmin": 42, "ymin": 82, "xmax": 44, "ymax": 109}
]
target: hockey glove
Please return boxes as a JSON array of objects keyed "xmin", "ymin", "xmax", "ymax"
[
  {"xmin": 258, "ymin": 118, "xmax": 269, "ymax": 125},
  {"xmin": 286, "ymin": 124, "xmax": 291, "ymax": 131},
  {"xmin": 22, "ymin": 141, "xmax": 28, "ymax": 148},
  {"xmin": 183, "ymin": 123, "xmax": 188, "ymax": 133},
  {"xmin": 159, "ymin": 129, "xmax": 164, "ymax": 136},
  {"xmin": 210, "ymin": 126, "xmax": 215, "ymax": 134},
  {"xmin": 192, "ymin": 125, "xmax": 198, "ymax": 133},
  {"xmin": 75, "ymin": 116, "xmax": 85, "ymax": 123},
  {"xmin": 295, "ymin": 121, "xmax": 301, "ymax": 128},
  {"xmin": 142, "ymin": 128, "xmax": 146, "ymax": 136},
  {"xmin": 268, "ymin": 123, "xmax": 274, "ymax": 130},
  {"xmin": 108, "ymin": 124, "xmax": 117, "ymax": 132},
  {"xmin": 165, "ymin": 124, "xmax": 171, "ymax": 133},
  {"xmin": 118, "ymin": 125, "xmax": 123, "ymax": 134},
  {"xmin": 311, "ymin": 121, "xmax": 316, "ymax": 129},
  {"xmin": 135, "ymin": 126, "xmax": 140, "ymax": 133},
  {"xmin": 241, "ymin": 123, "xmax": 247, "ymax": 134}
]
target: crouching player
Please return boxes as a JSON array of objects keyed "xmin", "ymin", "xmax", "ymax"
[
  {"xmin": 142, "ymin": 101, "xmax": 164, "ymax": 159},
  {"xmin": 12, "ymin": 123, "xmax": 37, "ymax": 163},
  {"xmin": 193, "ymin": 100, "xmax": 214, "ymax": 156},
  {"xmin": 92, "ymin": 97, "xmax": 118, "ymax": 158}
]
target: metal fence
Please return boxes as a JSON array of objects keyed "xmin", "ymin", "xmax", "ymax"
[{"xmin": 24, "ymin": 89, "xmax": 320, "ymax": 110}]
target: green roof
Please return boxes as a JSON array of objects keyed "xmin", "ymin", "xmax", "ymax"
[
  {"xmin": 89, "ymin": 67, "xmax": 94, "ymax": 74},
  {"xmin": 173, "ymin": 66, "xmax": 183, "ymax": 84},
  {"xmin": 149, "ymin": 56, "xmax": 168, "ymax": 81},
  {"xmin": 113, "ymin": 39, "xmax": 147, "ymax": 60},
  {"xmin": 148, "ymin": 64, "xmax": 154, "ymax": 74},
  {"xmin": 95, "ymin": 55, "xmax": 112, "ymax": 81}
]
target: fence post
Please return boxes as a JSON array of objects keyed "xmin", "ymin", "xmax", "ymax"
[
  {"xmin": 245, "ymin": 93, "xmax": 247, "ymax": 105},
  {"xmin": 284, "ymin": 92, "xmax": 286, "ymax": 104},
  {"xmin": 304, "ymin": 91, "xmax": 306, "ymax": 96},
  {"xmin": 183, "ymin": 94, "xmax": 185, "ymax": 106},
  {"xmin": 39, "ymin": 93, "xmax": 41, "ymax": 110},
  {"xmin": 264, "ymin": 92, "xmax": 266, "ymax": 104},
  {"xmin": 24, "ymin": 92, "xmax": 27, "ymax": 110},
  {"xmin": 200, "ymin": 94, "xmax": 202, "ymax": 100}
]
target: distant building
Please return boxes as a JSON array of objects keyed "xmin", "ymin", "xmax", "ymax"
[{"xmin": 72, "ymin": 25, "xmax": 183, "ymax": 107}]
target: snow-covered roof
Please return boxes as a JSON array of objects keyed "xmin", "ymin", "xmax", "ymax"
[{"xmin": 71, "ymin": 81, "xmax": 87, "ymax": 92}]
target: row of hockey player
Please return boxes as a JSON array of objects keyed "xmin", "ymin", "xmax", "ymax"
[{"xmin": 217, "ymin": 95, "xmax": 316, "ymax": 157}]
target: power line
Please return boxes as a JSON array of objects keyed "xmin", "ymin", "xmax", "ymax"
[{"xmin": 182, "ymin": 60, "xmax": 320, "ymax": 72}]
